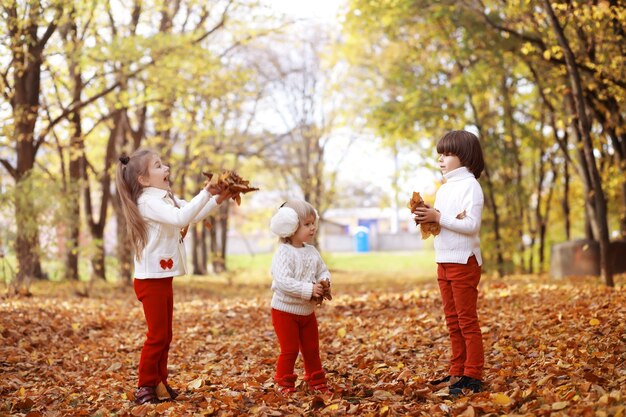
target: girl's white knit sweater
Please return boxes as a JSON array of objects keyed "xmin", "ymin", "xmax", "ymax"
[
  {"xmin": 433, "ymin": 166, "xmax": 484, "ymax": 266},
  {"xmin": 270, "ymin": 243, "xmax": 331, "ymax": 316}
]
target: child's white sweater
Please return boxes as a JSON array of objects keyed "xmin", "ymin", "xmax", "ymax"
[
  {"xmin": 270, "ymin": 243, "xmax": 331, "ymax": 315},
  {"xmin": 434, "ymin": 167, "xmax": 484, "ymax": 265}
]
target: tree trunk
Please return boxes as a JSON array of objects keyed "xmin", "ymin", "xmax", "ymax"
[
  {"xmin": 464, "ymin": 90, "xmax": 505, "ymax": 277},
  {"xmin": 530, "ymin": 145, "xmax": 547, "ymax": 275},
  {"xmin": 13, "ymin": 177, "xmax": 36, "ymax": 296},
  {"xmin": 90, "ymin": 239, "xmax": 106, "ymax": 281},
  {"xmin": 113, "ymin": 195, "xmax": 133, "ymax": 284},
  {"xmin": 208, "ymin": 217, "xmax": 221, "ymax": 274},
  {"xmin": 5, "ymin": 4, "xmax": 61, "ymax": 294},
  {"xmin": 191, "ymin": 224, "xmax": 200, "ymax": 274},
  {"xmin": 85, "ymin": 112, "xmax": 118, "ymax": 281},
  {"xmin": 500, "ymin": 75, "xmax": 527, "ymax": 273},
  {"xmin": 114, "ymin": 108, "xmax": 146, "ymax": 284},
  {"xmin": 200, "ymin": 224, "xmax": 208, "ymax": 271},
  {"xmin": 192, "ymin": 223, "xmax": 207, "ymax": 275},
  {"xmin": 65, "ymin": 140, "xmax": 82, "ymax": 281},
  {"xmin": 588, "ymin": 96, "xmax": 626, "ymax": 239},
  {"xmin": 65, "ymin": 46, "xmax": 84, "ymax": 281},
  {"xmin": 482, "ymin": 163, "xmax": 505, "ymax": 277},
  {"xmin": 112, "ymin": 112, "xmax": 135, "ymax": 284},
  {"xmin": 544, "ymin": 0, "xmax": 613, "ymax": 286},
  {"xmin": 210, "ymin": 204, "xmax": 229, "ymax": 274},
  {"xmin": 219, "ymin": 204, "xmax": 229, "ymax": 271},
  {"xmin": 562, "ymin": 145, "xmax": 572, "ymax": 241}
]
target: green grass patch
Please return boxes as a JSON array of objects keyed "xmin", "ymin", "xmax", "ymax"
[
  {"xmin": 2, "ymin": 250, "xmax": 438, "ymax": 298},
  {"xmin": 227, "ymin": 250, "xmax": 435, "ymax": 275},
  {"xmin": 223, "ymin": 250, "xmax": 437, "ymax": 294},
  {"xmin": 324, "ymin": 250, "xmax": 435, "ymax": 274}
]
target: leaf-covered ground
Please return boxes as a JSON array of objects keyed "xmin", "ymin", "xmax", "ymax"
[{"xmin": 1, "ymin": 274, "xmax": 625, "ymax": 416}]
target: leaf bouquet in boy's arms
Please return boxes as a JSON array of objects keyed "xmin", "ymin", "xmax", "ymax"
[{"xmin": 408, "ymin": 191, "xmax": 441, "ymax": 239}]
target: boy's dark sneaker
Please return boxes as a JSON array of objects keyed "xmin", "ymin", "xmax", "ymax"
[{"xmin": 449, "ymin": 376, "xmax": 482, "ymax": 397}]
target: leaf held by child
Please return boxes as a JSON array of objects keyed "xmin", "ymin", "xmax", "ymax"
[
  {"xmin": 312, "ymin": 279, "xmax": 332, "ymax": 305},
  {"xmin": 407, "ymin": 191, "xmax": 441, "ymax": 239},
  {"xmin": 202, "ymin": 170, "xmax": 260, "ymax": 206},
  {"xmin": 181, "ymin": 171, "xmax": 260, "ymax": 239}
]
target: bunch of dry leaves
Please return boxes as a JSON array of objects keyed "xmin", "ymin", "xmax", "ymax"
[
  {"xmin": 1, "ymin": 274, "xmax": 624, "ymax": 416},
  {"xmin": 407, "ymin": 192, "xmax": 441, "ymax": 239},
  {"xmin": 203, "ymin": 171, "xmax": 259, "ymax": 206}
]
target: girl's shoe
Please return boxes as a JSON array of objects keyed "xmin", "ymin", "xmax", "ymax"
[
  {"xmin": 278, "ymin": 386, "xmax": 296, "ymax": 395},
  {"xmin": 309, "ymin": 382, "xmax": 331, "ymax": 394},
  {"xmin": 275, "ymin": 374, "xmax": 298, "ymax": 395},
  {"xmin": 305, "ymin": 370, "xmax": 329, "ymax": 393},
  {"xmin": 449, "ymin": 376, "xmax": 483, "ymax": 397},
  {"xmin": 134, "ymin": 386, "xmax": 160, "ymax": 404}
]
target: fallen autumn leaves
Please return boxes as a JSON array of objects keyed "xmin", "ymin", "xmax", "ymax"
[{"xmin": 1, "ymin": 275, "xmax": 625, "ymax": 416}]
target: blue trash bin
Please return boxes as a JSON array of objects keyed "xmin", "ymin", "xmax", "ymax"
[{"xmin": 354, "ymin": 226, "xmax": 370, "ymax": 253}]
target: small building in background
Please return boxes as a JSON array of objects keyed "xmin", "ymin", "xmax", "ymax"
[
  {"xmin": 226, "ymin": 206, "xmax": 425, "ymax": 255},
  {"xmin": 320, "ymin": 207, "xmax": 423, "ymax": 252}
]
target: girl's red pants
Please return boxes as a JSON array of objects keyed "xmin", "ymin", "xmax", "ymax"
[
  {"xmin": 271, "ymin": 309, "xmax": 323, "ymax": 381},
  {"xmin": 134, "ymin": 277, "xmax": 173, "ymax": 388},
  {"xmin": 437, "ymin": 256, "xmax": 484, "ymax": 380}
]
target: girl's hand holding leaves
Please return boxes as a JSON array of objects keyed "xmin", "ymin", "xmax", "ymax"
[
  {"xmin": 200, "ymin": 170, "xmax": 259, "ymax": 229},
  {"xmin": 202, "ymin": 171, "xmax": 259, "ymax": 206}
]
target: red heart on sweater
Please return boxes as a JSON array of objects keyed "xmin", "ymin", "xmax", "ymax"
[{"xmin": 160, "ymin": 259, "xmax": 173, "ymax": 270}]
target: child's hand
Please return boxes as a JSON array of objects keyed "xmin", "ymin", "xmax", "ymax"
[
  {"xmin": 311, "ymin": 283, "xmax": 324, "ymax": 299},
  {"xmin": 413, "ymin": 206, "xmax": 440, "ymax": 224},
  {"xmin": 321, "ymin": 279, "xmax": 332, "ymax": 300},
  {"xmin": 205, "ymin": 182, "xmax": 223, "ymax": 195},
  {"xmin": 215, "ymin": 189, "xmax": 235, "ymax": 204}
]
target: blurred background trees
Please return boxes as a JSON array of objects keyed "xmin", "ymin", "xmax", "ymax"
[
  {"xmin": 1, "ymin": 0, "xmax": 624, "ymax": 293},
  {"xmin": 340, "ymin": 0, "xmax": 625, "ymax": 285}
]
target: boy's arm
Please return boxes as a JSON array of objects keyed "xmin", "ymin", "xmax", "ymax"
[{"xmin": 438, "ymin": 184, "xmax": 483, "ymax": 235}]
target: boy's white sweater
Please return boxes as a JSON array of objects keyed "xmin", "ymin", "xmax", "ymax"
[
  {"xmin": 433, "ymin": 167, "xmax": 484, "ymax": 266},
  {"xmin": 270, "ymin": 243, "xmax": 331, "ymax": 316}
]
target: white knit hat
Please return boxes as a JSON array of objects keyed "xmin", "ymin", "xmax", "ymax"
[{"xmin": 270, "ymin": 207, "xmax": 300, "ymax": 238}]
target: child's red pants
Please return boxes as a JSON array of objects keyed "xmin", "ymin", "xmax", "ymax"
[
  {"xmin": 134, "ymin": 277, "xmax": 173, "ymax": 388},
  {"xmin": 271, "ymin": 309, "xmax": 325, "ymax": 387},
  {"xmin": 437, "ymin": 256, "xmax": 484, "ymax": 380}
]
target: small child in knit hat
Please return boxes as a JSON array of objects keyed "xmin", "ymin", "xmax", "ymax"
[{"xmin": 268, "ymin": 200, "xmax": 332, "ymax": 394}]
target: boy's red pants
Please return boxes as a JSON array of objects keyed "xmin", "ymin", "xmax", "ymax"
[
  {"xmin": 437, "ymin": 256, "xmax": 484, "ymax": 380},
  {"xmin": 271, "ymin": 309, "xmax": 325, "ymax": 387},
  {"xmin": 134, "ymin": 277, "xmax": 174, "ymax": 388}
]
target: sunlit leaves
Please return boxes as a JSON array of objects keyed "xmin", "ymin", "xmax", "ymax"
[{"xmin": 1, "ymin": 275, "xmax": 625, "ymax": 415}]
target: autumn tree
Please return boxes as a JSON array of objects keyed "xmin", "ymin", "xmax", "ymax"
[
  {"xmin": 339, "ymin": 0, "xmax": 625, "ymax": 284},
  {"xmin": 0, "ymin": 1, "xmax": 68, "ymax": 294},
  {"xmin": 252, "ymin": 26, "xmax": 344, "ymax": 217}
]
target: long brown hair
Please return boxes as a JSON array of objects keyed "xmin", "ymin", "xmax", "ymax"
[
  {"xmin": 436, "ymin": 130, "xmax": 485, "ymax": 179},
  {"xmin": 115, "ymin": 148, "xmax": 157, "ymax": 258}
]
